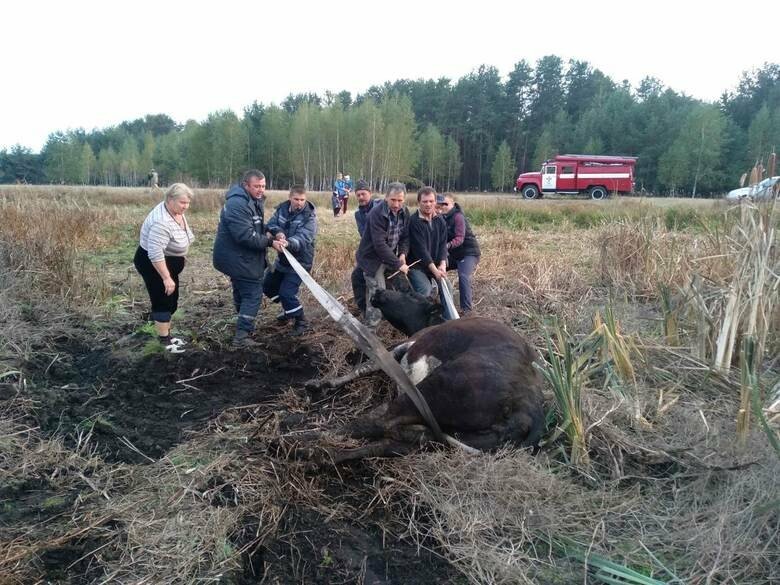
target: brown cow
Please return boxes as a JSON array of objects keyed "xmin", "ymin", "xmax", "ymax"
[{"xmin": 288, "ymin": 290, "xmax": 545, "ymax": 461}]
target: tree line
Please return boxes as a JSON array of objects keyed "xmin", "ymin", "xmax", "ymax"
[{"xmin": 2, "ymin": 57, "xmax": 779, "ymax": 195}]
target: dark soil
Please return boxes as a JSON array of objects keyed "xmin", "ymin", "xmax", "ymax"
[
  {"xmin": 235, "ymin": 509, "xmax": 464, "ymax": 585},
  {"xmin": 232, "ymin": 464, "xmax": 465, "ymax": 585},
  {"xmin": 20, "ymin": 336, "xmax": 319, "ymax": 464}
]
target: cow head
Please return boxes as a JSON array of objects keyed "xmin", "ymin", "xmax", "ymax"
[{"xmin": 370, "ymin": 289, "xmax": 444, "ymax": 336}]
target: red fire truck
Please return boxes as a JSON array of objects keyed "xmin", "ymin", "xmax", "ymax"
[{"xmin": 515, "ymin": 154, "xmax": 637, "ymax": 200}]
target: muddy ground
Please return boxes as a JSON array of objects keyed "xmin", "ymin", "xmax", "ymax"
[{"xmin": 1, "ymin": 319, "xmax": 464, "ymax": 584}]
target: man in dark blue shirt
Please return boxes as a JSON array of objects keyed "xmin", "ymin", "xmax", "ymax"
[{"xmin": 263, "ymin": 185, "xmax": 318, "ymax": 335}]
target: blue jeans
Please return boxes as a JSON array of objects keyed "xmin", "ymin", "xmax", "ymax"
[
  {"xmin": 408, "ymin": 268, "xmax": 458, "ymax": 320},
  {"xmin": 263, "ymin": 269, "xmax": 303, "ymax": 317},
  {"xmin": 453, "ymin": 255, "xmax": 479, "ymax": 313},
  {"xmin": 230, "ymin": 277, "xmax": 263, "ymax": 332}
]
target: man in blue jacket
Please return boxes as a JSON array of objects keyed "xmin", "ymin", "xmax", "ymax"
[
  {"xmin": 213, "ymin": 170, "xmax": 280, "ymax": 347},
  {"xmin": 263, "ymin": 185, "xmax": 318, "ymax": 335}
]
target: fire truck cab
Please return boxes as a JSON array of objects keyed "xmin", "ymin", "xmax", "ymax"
[{"xmin": 516, "ymin": 154, "xmax": 637, "ymax": 200}]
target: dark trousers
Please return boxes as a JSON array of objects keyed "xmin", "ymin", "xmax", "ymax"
[
  {"xmin": 230, "ymin": 277, "xmax": 263, "ymax": 332},
  {"xmin": 351, "ymin": 265, "xmax": 367, "ymax": 313},
  {"xmin": 332, "ymin": 194, "xmax": 340, "ymax": 216},
  {"xmin": 263, "ymin": 268, "xmax": 303, "ymax": 317},
  {"xmin": 133, "ymin": 246, "xmax": 185, "ymax": 323},
  {"xmin": 339, "ymin": 196, "xmax": 349, "ymax": 214}
]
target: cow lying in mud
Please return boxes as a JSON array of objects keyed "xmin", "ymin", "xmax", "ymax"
[{"xmin": 283, "ymin": 289, "xmax": 545, "ymax": 462}]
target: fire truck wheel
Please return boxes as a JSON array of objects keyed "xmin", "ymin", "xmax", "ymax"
[
  {"xmin": 590, "ymin": 186, "xmax": 608, "ymax": 200},
  {"xmin": 522, "ymin": 185, "xmax": 539, "ymax": 199}
]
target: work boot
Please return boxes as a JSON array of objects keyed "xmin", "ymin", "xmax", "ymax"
[
  {"xmin": 276, "ymin": 310, "xmax": 290, "ymax": 323},
  {"xmin": 232, "ymin": 329, "xmax": 259, "ymax": 347},
  {"xmin": 291, "ymin": 314, "xmax": 311, "ymax": 336}
]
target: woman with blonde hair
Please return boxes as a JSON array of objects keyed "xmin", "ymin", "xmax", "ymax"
[{"xmin": 133, "ymin": 183, "xmax": 195, "ymax": 353}]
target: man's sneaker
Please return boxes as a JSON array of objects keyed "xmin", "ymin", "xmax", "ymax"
[
  {"xmin": 232, "ymin": 329, "xmax": 259, "ymax": 347},
  {"xmin": 169, "ymin": 337, "xmax": 187, "ymax": 347}
]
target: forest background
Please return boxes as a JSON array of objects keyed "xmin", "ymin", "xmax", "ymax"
[{"xmin": 2, "ymin": 56, "xmax": 779, "ymax": 196}]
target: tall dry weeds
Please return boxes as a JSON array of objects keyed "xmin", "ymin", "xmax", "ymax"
[{"xmin": 0, "ymin": 195, "xmax": 115, "ymax": 300}]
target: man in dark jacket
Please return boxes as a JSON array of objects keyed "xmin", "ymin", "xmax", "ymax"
[
  {"xmin": 437, "ymin": 193, "xmax": 481, "ymax": 314},
  {"xmin": 407, "ymin": 187, "xmax": 452, "ymax": 318},
  {"xmin": 213, "ymin": 170, "xmax": 278, "ymax": 346},
  {"xmin": 355, "ymin": 181, "xmax": 410, "ymax": 328},
  {"xmin": 350, "ymin": 179, "xmax": 380, "ymax": 314},
  {"xmin": 263, "ymin": 185, "xmax": 317, "ymax": 335}
]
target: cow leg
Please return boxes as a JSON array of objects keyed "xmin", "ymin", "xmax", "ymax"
[
  {"xmin": 344, "ymin": 412, "xmax": 424, "ymax": 440},
  {"xmin": 330, "ymin": 424, "xmax": 435, "ymax": 462},
  {"xmin": 305, "ymin": 341, "xmax": 415, "ymax": 391},
  {"xmin": 274, "ymin": 434, "xmax": 421, "ymax": 465},
  {"xmin": 328, "ymin": 439, "xmax": 420, "ymax": 462}
]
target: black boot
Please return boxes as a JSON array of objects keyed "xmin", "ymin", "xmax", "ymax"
[
  {"xmin": 291, "ymin": 313, "xmax": 311, "ymax": 336},
  {"xmin": 232, "ymin": 329, "xmax": 259, "ymax": 347}
]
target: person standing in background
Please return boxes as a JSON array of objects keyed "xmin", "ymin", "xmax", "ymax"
[
  {"xmin": 332, "ymin": 172, "xmax": 346, "ymax": 217},
  {"xmin": 342, "ymin": 174, "xmax": 353, "ymax": 215}
]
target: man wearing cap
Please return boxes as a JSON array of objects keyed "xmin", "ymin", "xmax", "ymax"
[
  {"xmin": 350, "ymin": 179, "xmax": 381, "ymax": 314},
  {"xmin": 355, "ymin": 182, "xmax": 411, "ymax": 328}
]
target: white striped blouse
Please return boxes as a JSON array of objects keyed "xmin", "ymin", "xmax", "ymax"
[{"xmin": 139, "ymin": 201, "xmax": 195, "ymax": 262}]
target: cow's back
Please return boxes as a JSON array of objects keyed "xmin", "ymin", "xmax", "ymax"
[{"xmin": 406, "ymin": 318, "xmax": 536, "ymax": 365}]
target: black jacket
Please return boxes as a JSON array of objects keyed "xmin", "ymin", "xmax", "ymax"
[
  {"xmin": 355, "ymin": 200, "xmax": 410, "ymax": 274},
  {"xmin": 212, "ymin": 184, "xmax": 270, "ymax": 281},
  {"xmin": 407, "ymin": 211, "xmax": 448, "ymax": 278},
  {"xmin": 442, "ymin": 203, "xmax": 480, "ymax": 262}
]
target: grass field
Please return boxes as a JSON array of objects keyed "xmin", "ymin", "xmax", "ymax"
[{"xmin": 0, "ymin": 185, "xmax": 778, "ymax": 584}]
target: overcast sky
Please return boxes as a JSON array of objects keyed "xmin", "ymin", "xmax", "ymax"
[{"xmin": 2, "ymin": 0, "xmax": 777, "ymax": 152}]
